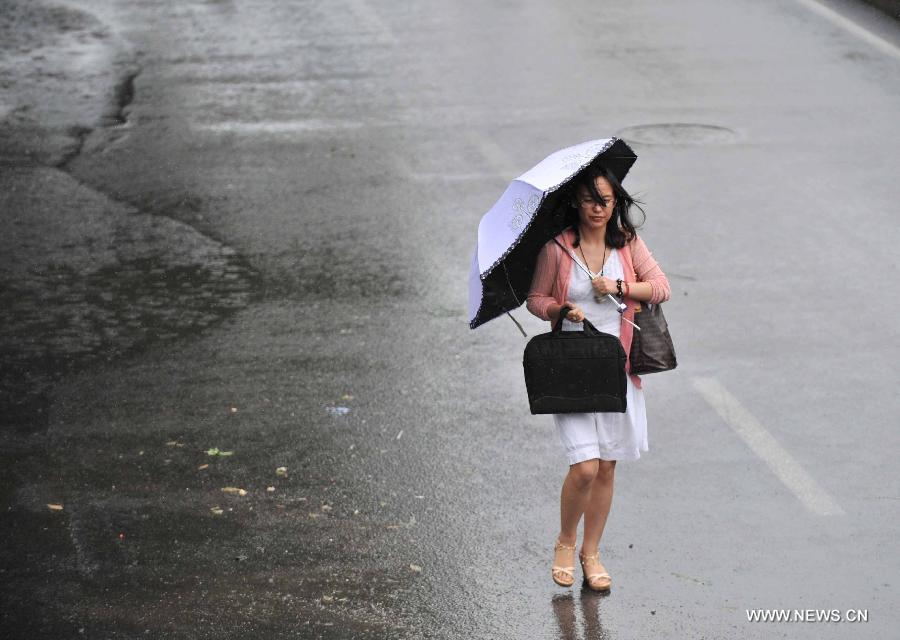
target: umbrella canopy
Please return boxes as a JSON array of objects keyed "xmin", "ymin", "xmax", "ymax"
[{"xmin": 468, "ymin": 137, "xmax": 637, "ymax": 329}]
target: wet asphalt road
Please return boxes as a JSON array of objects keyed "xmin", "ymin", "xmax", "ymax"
[{"xmin": 1, "ymin": 0, "xmax": 899, "ymax": 638}]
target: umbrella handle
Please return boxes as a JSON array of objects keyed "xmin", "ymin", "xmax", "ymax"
[{"xmin": 604, "ymin": 294, "xmax": 641, "ymax": 331}]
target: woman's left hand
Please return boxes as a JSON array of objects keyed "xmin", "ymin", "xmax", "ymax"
[{"xmin": 590, "ymin": 276, "xmax": 618, "ymax": 296}]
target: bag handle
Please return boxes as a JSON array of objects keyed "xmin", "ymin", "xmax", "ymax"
[
  {"xmin": 553, "ymin": 305, "xmax": 602, "ymax": 335},
  {"xmin": 553, "ymin": 304, "xmax": 572, "ymax": 332}
]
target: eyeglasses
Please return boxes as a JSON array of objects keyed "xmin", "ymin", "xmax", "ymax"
[{"xmin": 578, "ymin": 196, "xmax": 614, "ymax": 208}]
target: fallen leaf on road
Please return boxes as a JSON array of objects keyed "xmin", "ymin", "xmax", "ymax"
[
  {"xmin": 322, "ymin": 595, "xmax": 334, "ymax": 603},
  {"xmin": 266, "ymin": 486, "xmax": 275, "ymax": 492},
  {"xmin": 321, "ymin": 504, "xmax": 332, "ymax": 512},
  {"xmin": 47, "ymin": 504, "xmax": 64, "ymax": 511},
  {"xmin": 206, "ymin": 448, "xmax": 234, "ymax": 457},
  {"xmin": 210, "ymin": 506, "xmax": 224, "ymax": 515},
  {"xmin": 166, "ymin": 441, "xmax": 185, "ymax": 448},
  {"xmin": 197, "ymin": 464, "xmax": 209, "ymax": 470},
  {"xmin": 221, "ymin": 487, "xmax": 247, "ymax": 496},
  {"xmin": 275, "ymin": 466, "xmax": 288, "ymax": 478},
  {"xmin": 409, "ymin": 564, "xmax": 423, "ymax": 573},
  {"xmin": 341, "ymin": 394, "xmax": 354, "ymax": 401},
  {"xmin": 387, "ymin": 515, "xmax": 417, "ymax": 530}
]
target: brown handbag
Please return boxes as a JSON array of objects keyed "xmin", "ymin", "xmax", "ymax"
[{"xmin": 628, "ymin": 302, "xmax": 677, "ymax": 375}]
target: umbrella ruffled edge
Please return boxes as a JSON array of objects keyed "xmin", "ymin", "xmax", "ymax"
[{"xmin": 469, "ymin": 137, "xmax": 620, "ymax": 329}]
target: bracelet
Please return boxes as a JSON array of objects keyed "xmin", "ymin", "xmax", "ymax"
[{"xmin": 616, "ymin": 279, "xmax": 624, "ymax": 298}]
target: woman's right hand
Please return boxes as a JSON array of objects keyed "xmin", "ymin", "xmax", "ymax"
[{"xmin": 562, "ymin": 302, "xmax": 585, "ymax": 323}]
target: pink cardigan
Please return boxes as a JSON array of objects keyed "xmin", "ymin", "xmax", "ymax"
[{"xmin": 525, "ymin": 227, "xmax": 671, "ymax": 389}]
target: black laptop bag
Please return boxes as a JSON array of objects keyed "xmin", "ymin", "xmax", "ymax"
[{"xmin": 523, "ymin": 306, "xmax": 627, "ymax": 414}]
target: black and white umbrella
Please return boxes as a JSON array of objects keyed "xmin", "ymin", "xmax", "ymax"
[{"xmin": 468, "ymin": 137, "xmax": 637, "ymax": 331}]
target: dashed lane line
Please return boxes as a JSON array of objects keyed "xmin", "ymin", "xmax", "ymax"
[{"xmin": 692, "ymin": 376, "xmax": 844, "ymax": 516}]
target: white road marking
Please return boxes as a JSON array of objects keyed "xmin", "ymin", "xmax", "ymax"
[
  {"xmin": 692, "ymin": 377, "xmax": 844, "ymax": 516},
  {"xmin": 795, "ymin": 0, "xmax": 900, "ymax": 60},
  {"xmin": 191, "ymin": 119, "xmax": 365, "ymax": 134}
]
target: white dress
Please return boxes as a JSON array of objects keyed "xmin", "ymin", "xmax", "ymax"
[{"xmin": 553, "ymin": 248, "xmax": 649, "ymax": 464}]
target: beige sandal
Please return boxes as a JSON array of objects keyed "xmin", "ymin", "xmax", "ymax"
[
  {"xmin": 579, "ymin": 551, "xmax": 612, "ymax": 592},
  {"xmin": 552, "ymin": 539, "xmax": 577, "ymax": 587}
]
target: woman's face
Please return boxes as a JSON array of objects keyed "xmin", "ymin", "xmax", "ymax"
[{"xmin": 575, "ymin": 176, "xmax": 616, "ymax": 232}]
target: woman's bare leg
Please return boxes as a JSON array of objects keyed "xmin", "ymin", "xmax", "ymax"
[
  {"xmin": 557, "ymin": 459, "xmax": 599, "ymax": 545},
  {"xmin": 581, "ymin": 460, "xmax": 616, "ymax": 553}
]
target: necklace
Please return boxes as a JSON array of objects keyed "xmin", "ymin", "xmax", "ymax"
[
  {"xmin": 579, "ymin": 242, "xmax": 608, "ymax": 303},
  {"xmin": 578, "ymin": 243, "xmax": 607, "ymax": 277}
]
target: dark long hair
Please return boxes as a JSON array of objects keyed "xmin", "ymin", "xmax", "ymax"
[{"xmin": 564, "ymin": 162, "xmax": 645, "ymax": 249}]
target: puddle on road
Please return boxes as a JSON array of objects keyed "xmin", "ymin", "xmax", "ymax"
[
  {"xmin": 0, "ymin": 251, "xmax": 257, "ymax": 428},
  {"xmin": 256, "ymin": 243, "xmax": 411, "ymax": 301}
]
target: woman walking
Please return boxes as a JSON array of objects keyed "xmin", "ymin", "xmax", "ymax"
[{"xmin": 526, "ymin": 163, "xmax": 670, "ymax": 592}]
